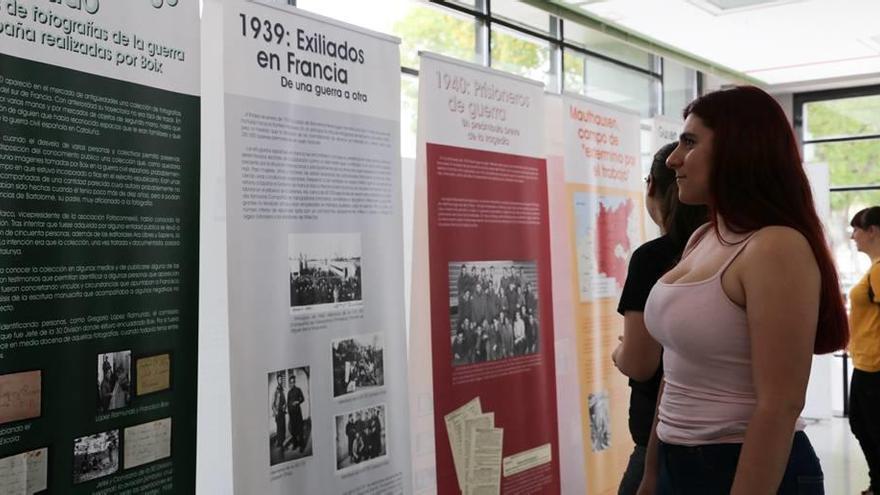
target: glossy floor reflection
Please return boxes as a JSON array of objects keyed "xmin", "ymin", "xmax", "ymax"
[{"xmin": 804, "ymin": 416, "xmax": 870, "ymax": 494}]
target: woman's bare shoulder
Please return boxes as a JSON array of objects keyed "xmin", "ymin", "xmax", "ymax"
[
  {"xmin": 743, "ymin": 225, "xmax": 816, "ymax": 273},
  {"xmin": 749, "ymin": 225, "xmax": 811, "ymax": 251}
]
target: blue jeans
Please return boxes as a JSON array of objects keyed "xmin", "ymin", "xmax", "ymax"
[{"xmin": 658, "ymin": 431, "xmax": 824, "ymax": 494}]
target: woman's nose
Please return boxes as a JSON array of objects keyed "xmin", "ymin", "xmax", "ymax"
[{"xmin": 666, "ymin": 146, "xmax": 682, "ymax": 169}]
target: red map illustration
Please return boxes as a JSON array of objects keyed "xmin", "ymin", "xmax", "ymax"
[{"xmin": 596, "ymin": 198, "xmax": 634, "ymax": 288}]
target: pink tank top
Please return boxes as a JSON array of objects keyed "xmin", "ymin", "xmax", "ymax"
[{"xmin": 644, "ymin": 226, "xmax": 805, "ymax": 445}]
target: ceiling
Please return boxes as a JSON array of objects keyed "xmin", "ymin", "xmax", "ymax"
[{"xmin": 553, "ymin": 0, "xmax": 880, "ymax": 89}]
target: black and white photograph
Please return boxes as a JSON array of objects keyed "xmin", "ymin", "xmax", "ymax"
[
  {"xmin": 334, "ymin": 404, "xmax": 387, "ymax": 472},
  {"xmin": 289, "ymin": 233, "xmax": 362, "ymax": 311},
  {"xmin": 96, "ymin": 351, "xmax": 131, "ymax": 413},
  {"xmin": 73, "ymin": 430, "xmax": 119, "ymax": 484},
  {"xmin": 332, "ymin": 333, "xmax": 385, "ymax": 399},
  {"xmin": 267, "ymin": 366, "xmax": 313, "ymax": 466},
  {"xmin": 588, "ymin": 391, "xmax": 611, "ymax": 452},
  {"xmin": 448, "ymin": 261, "xmax": 540, "ymax": 366}
]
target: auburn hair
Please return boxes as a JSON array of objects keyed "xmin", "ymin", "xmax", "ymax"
[{"xmin": 684, "ymin": 86, "xmax": 848, "ymax": 354}]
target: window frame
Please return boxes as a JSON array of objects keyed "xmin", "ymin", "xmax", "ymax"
[
  {"xmin": 794, "ymin": 84, "xmax": 880, "ymax": 190},
  {"xmin": 794, "ymin": 84, "xmax": 880, "ymax": 148},
  {"xmin": 426, "ymin": 0, "xmax": 664, "ymax": 102},
  {"xmin": 291, "ymin": 0, "xmax": 686, "ymax": 117},
  {"xmin": 794, "ymin": 84, "xmax": 880, "ymax": 417}
]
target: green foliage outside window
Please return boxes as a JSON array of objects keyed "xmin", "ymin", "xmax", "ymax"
[
  {"xmin": 394, "ymin": 6, "xmax": 477, "ymax": 70},
  {"xmin": 805, "ymin": 98, "xmax": 880, "ymax": 213},
  {"xmin": 393, "ymin": 5, "xmax": 547, "ymax": 136},
  {"xmin": 803, "ymin": 96, "xmax": 880, "ymax": 292},
  {"xmin": 563, "ymin": 52, "xmax": 585, "ymax": 95},
  {"xmin": 490, "ymin": 28, "xmax": 549, "ymax": 84}
]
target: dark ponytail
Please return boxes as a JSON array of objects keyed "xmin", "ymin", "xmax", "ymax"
[{"xmin": 855, "ymin": 206, "xmax": 880, "ymax": 229}]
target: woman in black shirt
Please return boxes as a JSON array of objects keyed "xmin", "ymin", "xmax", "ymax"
[{"xmin": 612, "ymin": 142, "xmax": 707, "ymax": 495}]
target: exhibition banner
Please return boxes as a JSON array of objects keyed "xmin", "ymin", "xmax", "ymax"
[
  {"xmin": 222, "ymin": 2, "xmax": 411, "ymax": 494},
  {"xmin": 646, "ymin": 115, "xmax": 681, "ymax": 156},
  {"xmin": 0, "ymin": 1, "xmax": 199, "ymax": 494},
  {"xmin": 410, "ymin": 53, "xmax": 560, "ymax": 494},
  {"xmin": 642, "ymin": 116, "xmax": 682, "ymax": 239},
  {"xmin": 544, "ymin": 94, "xmax": 587, "ymax": 495},
  {"xmin": 559, "ymin": 94, "xmax": 644, "ymax": 494}
]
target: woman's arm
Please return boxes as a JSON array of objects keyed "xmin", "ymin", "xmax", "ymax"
[
  {"xmin": 613, "ymin": 311, "xmax": 662, "ymax": 382},
  {"xmin": 730, "ymin": 227, "xmax": 819, "ymax": 495}
]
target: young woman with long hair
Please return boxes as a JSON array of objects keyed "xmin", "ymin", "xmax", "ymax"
[{"xmin": 639, "ymin": 86, "xmax": 848, "ymax": 494}]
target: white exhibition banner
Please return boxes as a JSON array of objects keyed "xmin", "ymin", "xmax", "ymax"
[
  {"xmin": 559, "ymin": 94, "xmax": 645, "ymax": 494},
  {"xmin": 222, "ymin": 2, "xmax": 411, "ymax": 493},
  {"xmin": 544, "ymin": 94, "xmax": 589, "ymax": 495},
  {"xmin": 647, "ymin": 115, "xmax": 682, "ymax": 154},
  {"xmin": 803, "ymin": 162, "xmax": 832, "ymax": 420},
  {"xmin": 563, "ymin": 94, "xmax": 643, "ymax": 301},
  {"xmin": 642, "ymin": 116, "xmax": 682, "ymax": 238},
  {"xmin": 563, "ymin": 94, "xmax": 642, "ymax": 189}
]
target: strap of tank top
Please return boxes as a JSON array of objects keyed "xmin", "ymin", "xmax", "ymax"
[
  {"xmin": 680, "ymin": 223, "xmax": 713, "ymax": 260},
  {"xmin": 717, "ymin": 230, "xmax": 760, "ymax": 275}
]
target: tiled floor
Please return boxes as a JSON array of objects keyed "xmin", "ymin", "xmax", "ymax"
[{"xmin": 804, "ymin": 416, "xmax": 870, "ymax": 494}]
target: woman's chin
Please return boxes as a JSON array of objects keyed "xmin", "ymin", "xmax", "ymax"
[{"xmin": 678, "ymin": 190, "xmax": 708, "ymax": 206}]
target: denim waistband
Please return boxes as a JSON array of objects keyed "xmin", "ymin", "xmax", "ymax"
[{"xmin": 658, "ymin": 431, "xmax": 823, "ymax": 494}]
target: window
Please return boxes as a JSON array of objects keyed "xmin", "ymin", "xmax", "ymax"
[
  {"xmin": 393, "ymin": 3, "xmax": 480, "ymax": 69},
  {"xmin": 491, "ymin": 26, "xmax": 554, "ymax": 86},
  {"xmin": 794, "ymin": 83, "xmax": 880, "ymax": 416},
  {"xmin": 584, "ymin": 55, "xmax": 659, "ymax": 117},
  {"xmin": 401, "ymin": 74, "xmax": 419, "ymax": 159},
  {"xmin": 491, "ymin": 0, "xmax": 553, "ymax": 34},
  {"xmin": 294, "ymin": 0, "xmax": 709, "ymax": 337},
  {"xmin": 297, "ymin": 1, "xmax": 479, "ymax": 70},
  {"xmin": 796, "ymin": 86, "xmax": 880, "ymax": 296},
  {"xmin": 662, "ymin": 58, "xmax": 697, "ymax": 118},
  {"xmin": 296, "ymin": 0, "xmax": 667, "ymax": 116},
  {"xmin": 564, "ymin": 21, "xmax": 653, "ymax": 71},
  {"xmin": 563, "ymin": 51, "xmax": 586, "ymax": 95},
  {"xmin": 295, "ymin": 0, "xmax": 405, "ymax": 33},
  {"xmin": 803, "ymin": 95, "xmax": 880, "ymax": 141},
  {"xmin": 444, "ymin": 0, "xmax": 477, "ymax": 10},
  {"xmin": 803, "ymin": 139, "xmax": 880, "ymax": 188},
  {"xmin": 562, "ymin": 50, "xmax": 660, "ymax": 117}
]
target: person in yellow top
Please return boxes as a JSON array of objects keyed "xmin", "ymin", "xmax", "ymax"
[{"xmin": 849, "ymin": 206, "xmax": 880, "ymax": 495}]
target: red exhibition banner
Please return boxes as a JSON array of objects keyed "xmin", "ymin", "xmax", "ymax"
[
  {"xmin": 428, "ymin": 143, "xmax": 559, "ymax": 494},
  {"xmin": 411, "ymin": 53, "xmax": 559, "ymax": 495}
]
